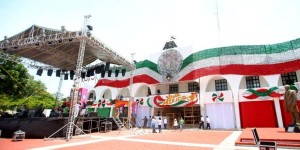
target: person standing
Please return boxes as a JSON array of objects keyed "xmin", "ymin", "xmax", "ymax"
[
  {"xmin": 142, "ymin": 116, "xmax": 148, "ymax": 128},
  {"xmin": 151, "ymin": 116, "xmax": 157, "ymax": 133},
  {"xmin": 158, "ymin": 117, "xmax": 162, "ymax": 133},
  {"xmin": 284, "ymin": 85, "xmax": 300, "ymax": 126},
  {"xmin": 179, "ymin": 117, "xmax": 185, "ymax": 132},
  {"xmin": 199, "ymin": 115, "xmax": 204, "ymax": 129},
  {"xmin": 206, "ymin": 116, "xmax": 211, "ymax": 129},
  {"xmin": 163, "ymin": 117, "xmax": 168, "ymax": 129},
  {"xmin": 173, "ymin": 118, "xmax": 178, "ymax": 131},
  {"xmin": 74, "ymin": 102, "xmax": 81, "ymax": 118}
]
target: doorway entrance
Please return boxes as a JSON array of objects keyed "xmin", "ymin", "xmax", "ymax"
[{"xmin": 166, "ymin": 113, "xmax": 181, "ymax": 129}]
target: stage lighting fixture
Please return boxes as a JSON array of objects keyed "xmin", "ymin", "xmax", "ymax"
[
  {"xmin": 101, "ymin": 70, "xmax": 105, "ymax": 78},
  {"xmin": 95, "ymin": 66, "xmax": 101, "ymax": 74},
  {"xmin": 58, "ymin": 39, "xmax": 63, "ymax": 43},
  {"xmin": 105, "ymin": 62, "xmax": 110, "ymax": 71},
  {"xmin": 115, "ymin": 69, "xmax": 119, "ymax": 77},
  {"xmin": 108, "ymin": 70, "xmax": 112, "ymax": 77},
  {"xmin": 64, "ymin": 73, "xmax": 68, "ymax": 80},
  {"xmin": 87, "ymin": 25, "xmax": 93, "ymax": 31},
  {"xmin": 86, "ymin": 70, "xmax": 91, "ymax": 77},
  {"xmin": 87, "ymin": 32, "xmax": 91, "ymax": 37},
  {"xmin": 121, "ymin": 69, "xmax": 126, "ymax": 76},
  {"xmin": 35, "ymin": 42, "xmax": 40, "ymax": 46},
  {"xmin": 48, "ymin": 41, "xmax": 52, "ymax": 45},
  {"xmin": 56, "ymin": 70, "xmax": 61, "ymax": 77},
  {"xmin": 68, "ymin": 38, "xmax": 73, "ymax": 42},
  {"xmin": 36, "ymin": 68, "xmax": 43, "ymax": 76},
  {"xmin": 90, "ymin": 69, "xmax": 95, "ymax": 76},
  {"xmin": 70, "ymin": 70, "xmax": 75, "ymax": 80},
  {"xmin": 47, "ymin": 69, "xmax": 53, "ymax": 76},
  {"xmin": 81, "ymin": 72, "xmax": 86, "ymax": 79}
]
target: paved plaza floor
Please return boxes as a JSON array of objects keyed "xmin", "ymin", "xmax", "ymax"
[{"xmin": 0, "ymin": 128, "xmax": 294, "ymax": 150}]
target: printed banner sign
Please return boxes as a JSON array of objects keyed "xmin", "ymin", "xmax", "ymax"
[{"xmin": 146, "ymin": 92, "xmax": 199, "ymax": 108}]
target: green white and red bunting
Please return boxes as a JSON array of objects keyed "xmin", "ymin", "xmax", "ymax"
[
  {"xmin": 212, "ymin": 92, "xmax": 224, "ymax": 102},
  {"xmin": 93, "ymin": 38, "xmax": 300, "ymax": 88},
  {"xmin": 146, "ymin": 92, "xmax": 198, "ymax": 108},
  {"xmin": 87, "ymin": 98, "xmax": 114, "ymax": 108},
  {"xmin": 204, "ymin": 91, "xmax": 233, "ymax": 104},
  {"xmin": 241, "ymin": 85, "xmax": 298, "ymax": 101}
]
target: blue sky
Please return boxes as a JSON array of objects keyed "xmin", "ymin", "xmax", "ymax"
[{"xmin": 1, "ymin": 0, "xmax": 300, "ymax": 97}]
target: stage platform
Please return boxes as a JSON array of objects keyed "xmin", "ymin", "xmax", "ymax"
[
  {"xmin": 0, "ymin": 117, "xmax": 118, "ymax": 138},
  {"xmin": 235, "ymin": 128, "xmax": 300, "ymax": 148}
]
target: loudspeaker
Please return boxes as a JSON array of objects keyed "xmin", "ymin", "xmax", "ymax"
[
  {"xmin": 36, "ymin": 69, "xmax": 43, "ymax": 76},
  {"xmin": 81, "ymin": 72, "xmax": 86, "ymax": 79},
  {"xmin": 115, "ymin": 69, "xmax": 119, "ymax": 77},
  {"xmin": 70, "ymin": 70, "xmax": 75, "ymax": 80},
  {"xmin": 56, "ymin": 70, "xmax": 61, "ymax": 77},
  {"xmin": 121, "ymin": 69, "xmax": 126, "ymax": 76},
  {"xmin": 108, "ymin": 70, "xmax": 112, "ymax": 77},
  {"xmin": 47, "ymin": 69, "xmax": 53, "ymax": 76},
  {"xmin": 101, "ymin": 70, "xmax": 105, "ymax": 78},
  {"xmin": 64, "ymin": 73, "xmax": 68, "ymax": 80},
  {"xmin": 105, "ymin": 62, "xmax": 110, "ymax": 71}
]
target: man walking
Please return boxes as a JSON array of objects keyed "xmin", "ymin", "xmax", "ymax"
[{"xmin": 206, "ymin": 116, "xmax": 211, "ymax": 129}]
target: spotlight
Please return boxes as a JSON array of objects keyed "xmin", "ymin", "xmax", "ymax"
[
  {"xmin": 95, "ymin": 66, "xmax": 103, "ymax": 74},
  {"xmin": 35, "ymin": 42, "xmax": 40, "ymax": 46},
  {"xmin": 81, "ymin": 72, "xmax": 86, "ymax": 79},
  {"xmin": 36, "ymin": 68, "xmax": 43, "ymax": 76},
  {"xmin": 87, "ymin": 25, "xmax": 93, "ymax": 31},
  {"xmin": 68, "ymin": 38, "xmax": 73, "ymax": 42},
  {"xmin": 108, "ymin": 70, "xmax": 112, "ymax": 77},
  {"xmin": 115, "ymin": 69, "xmax": 119, "ymax": 77},
  {"xmin": 64, "ymin": 73, "xmax": 68, "ymax": 80},
  {"xmin": 47, "ymin": 69, "xmax": 53, "ymax": 76},
  {"xmin": 70, "ymin": 70, "xmax": 75, "ymax": 80},
  {"xmin": 48, "ymin": 41, "xmax": 52, "ymax": 45},
  {"xmin": 90, "ymin": 68, "xmax": 95, "ymax": 76},
  {"xmin": 56, "ymin": 70, "xmax": 61, "ymax": 77},
  {"xmin": 105, "ymin": 62, "xmax": 110, "ymax": 71},
  {"xmin": 166, "ymin": 74, "xmax": 172, "ymax": 81},
  {"xmin": 121, "ymin": 69, "xmax": 126, "ymax": 76},
  {"xmin": 86, "ymin": 70, "xmax": 91, "ymax": 77},
  {"xmin": 58, "ymin": 39, "xmax": 63, "ymax": 43},
  {"xmin": 101, "ymin": 70, "xmax": 105, "ymax": 78}
]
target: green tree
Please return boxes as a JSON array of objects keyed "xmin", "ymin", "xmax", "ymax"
[{"xmin": 0, "ymin": 54, "xmax": 56, "ymax": 111}]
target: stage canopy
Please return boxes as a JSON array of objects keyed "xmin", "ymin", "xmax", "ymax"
[{"xmin": 0, "ymin": 25, "xmax": 134, "ymax": 71}]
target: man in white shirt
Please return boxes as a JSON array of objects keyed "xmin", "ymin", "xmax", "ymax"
[
  {"xmin": 199, "ymin": 115, "xmax": 204, "ymax": 129},
  {"xmin": 151, "ymin": 117, "xmax": 157, "ymax": 133},
  {"xmin": 158, "ymin": 117, "xmax": 162, "ymax": 133},
  {"xmin": 163, "ymin": 117, "xmax": 167, "ymax": 129}
]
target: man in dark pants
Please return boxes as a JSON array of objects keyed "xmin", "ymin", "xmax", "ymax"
[
  {"xmin": 206, "ymin": 116, "xmax": 211, "ymax": 129},
  {"xmin": 199, "ymin": 115, "xmax": 204, "ymax": 129}
]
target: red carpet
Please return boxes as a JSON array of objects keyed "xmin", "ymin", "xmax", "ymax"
[{"xmin": 235, "ymin": 128, "xmax": 300, "ymax": 148}]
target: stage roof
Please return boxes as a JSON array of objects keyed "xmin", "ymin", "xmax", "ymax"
[{"xmin": 0, "ymin": 25, "xmax": 134, "ymax": 71}]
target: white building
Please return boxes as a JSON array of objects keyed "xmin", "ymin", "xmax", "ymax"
[{"xmin": 83, "ymin": 38, "xmax": 300, "ymax": 130}]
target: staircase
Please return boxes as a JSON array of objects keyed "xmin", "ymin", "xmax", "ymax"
[{"xmin": 112, "ymin": 117, "xmax": 125, "ymax": 130}]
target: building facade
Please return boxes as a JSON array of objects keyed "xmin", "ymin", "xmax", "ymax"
[{"xmin": 83, "ymin": 38, "xmax": 300, "ymax": 129}]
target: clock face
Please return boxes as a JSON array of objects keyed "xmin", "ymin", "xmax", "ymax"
[{"xmin": 157, "ymin": 49, "xmax": 183, "ymax": 80}]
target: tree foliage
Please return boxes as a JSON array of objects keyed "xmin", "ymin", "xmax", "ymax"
[{"xmin": 0, "ymin": 55, "xmax": 57, "ymax": 111}]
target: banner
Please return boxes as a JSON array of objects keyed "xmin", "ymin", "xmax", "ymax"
[{"xmin": 146, "ymin": 92, "xmax": 198, "ymax": 108}]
